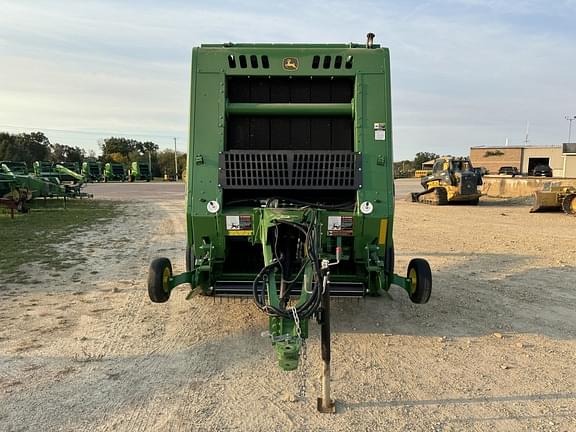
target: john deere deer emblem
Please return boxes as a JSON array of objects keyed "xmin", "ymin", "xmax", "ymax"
[{"xmin": 282, "ymin": 57, "xmax": 299, "ymax": 71}]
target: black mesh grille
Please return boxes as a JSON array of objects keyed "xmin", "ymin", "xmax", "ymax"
[
  {"xmin": 219, "ymin": 151, "xmax": 361, "ymax": 189},
  {"xmin": 112, "ymin": 165, "xmax": 124, "ymax": 175},
  {"xmin": 460, "ymin": 173, "xmax": 477, "ymax": 195}
]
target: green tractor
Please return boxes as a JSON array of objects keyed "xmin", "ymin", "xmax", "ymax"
[
  {"xmin": 103, "ymin": 162, "xmax": 127, "ymax": 182},
  {"xmin": 147, "ymin": 34, "xmax": 432, "ymax": 412},
  {"xmin": 82, "ymin": 161, "xmax": 102, "ymax": 182},
  {"xmin": 128, "ymin": 161, "xmax": 151, "ymax": 182}
]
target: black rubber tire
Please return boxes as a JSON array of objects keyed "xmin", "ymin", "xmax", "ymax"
[
  {"xmin": 435, "ymin": 188, "xmax": 448, "ymax": 205},
  {"xmin": 148, "ymin": 257, "xmax": 172, "ymax": 303},
  {"xmin": 562, "ymin": 194, "xmax": 576, "ymax": 216},
  {"xmin": 407, "ymin": 258, "xmax": 432, "ymax": 304}
]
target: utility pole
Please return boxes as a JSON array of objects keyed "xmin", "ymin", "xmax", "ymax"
[
  {"xmin": 148, "ymin": 148, "xmax": 152, "ymax": 176},
  {"xmin": 174, "ymin": 137, "xmax": 178, "ymax": 181},
  {"xmin": 524, "ymin": 121, "xmax": 529, "ymax": 145},
  {"xmin": 565, "ymin": 115, "xmax": 576, "ymax": 143}
]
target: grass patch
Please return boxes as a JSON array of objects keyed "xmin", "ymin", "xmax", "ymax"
[{"xmin": 0, "ymin": 199, "xmax": 121, "ymax": 282}]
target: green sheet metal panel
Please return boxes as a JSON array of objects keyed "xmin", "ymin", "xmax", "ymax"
[{"xmin": 186, "ymin": 43, "xmax": 394, "ymax": 280}]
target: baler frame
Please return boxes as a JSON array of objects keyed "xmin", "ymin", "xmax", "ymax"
[{"xmin": 148, "ymin": 36, "xmax": 433, "ymax": 412}]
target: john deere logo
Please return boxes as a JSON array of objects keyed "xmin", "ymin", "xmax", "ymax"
[{"xmin": 282, "ymin": 57, "xmax": 299, "ymax": 71}]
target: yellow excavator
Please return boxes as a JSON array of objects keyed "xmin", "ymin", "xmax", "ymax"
[{"xmin": 410, "ymin": 156, "xmax": 482, "ymax": 205}]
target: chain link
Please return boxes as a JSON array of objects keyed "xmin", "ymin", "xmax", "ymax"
[
  {"xmin": 290, "ymin": 307, "xmax": 307, "ymax": 401},
  {"xmin": 290, "ymin": 307, "xmax": 301, "ymax": 338}
]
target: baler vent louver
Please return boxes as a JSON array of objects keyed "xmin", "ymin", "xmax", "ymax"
[
  {"xmin": 228, "ymin": 54, "xmax": 270, "ymax": 69},
  {"xmin": 219, "ymin": 151, "xmax": 361, "ymax": 190},
  {"xmin": 312, "ymin": 55, "xmax": 352, "ymax": 69}
]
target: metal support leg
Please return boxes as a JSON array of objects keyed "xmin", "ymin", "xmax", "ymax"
[{"xmin": 317, "ymin": 274, "xmax": 336, "ymax": 413}]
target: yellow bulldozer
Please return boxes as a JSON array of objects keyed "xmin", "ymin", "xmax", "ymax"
[
  {"xmin": 530, "ymin": 184, "xmax": 576, "ymax": 215},
  {"xmin": 410, "ymin": 156, "xmax": 482, "ymax": 205}
]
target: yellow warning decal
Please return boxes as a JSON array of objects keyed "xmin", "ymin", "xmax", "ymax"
[
  {"xmin": 227, "ymin": 230, "xmax": 253, "ymax": 236},
  {"xmin": 378, "ymin": 219, "xmax": 388, "ymax": 245}
]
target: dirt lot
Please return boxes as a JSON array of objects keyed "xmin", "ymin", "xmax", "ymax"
[{"xmin": 0, "ymin": 184, "xmax": 575, "ymax": 431}]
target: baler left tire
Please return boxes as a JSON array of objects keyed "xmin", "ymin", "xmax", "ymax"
[
  {"xmin": 148, "ymin": 258, "xmax": 172, "ymax": 303},
  {"xmin": 407, "ymin": 258, "xmax": 432, "ymax": 304}
]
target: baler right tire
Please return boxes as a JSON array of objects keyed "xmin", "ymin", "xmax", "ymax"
[
  {"xmin": 562, "ymin": 194, "xmax": 576, "ymax": 215},
  {"xmin": 148, "ymin": 258, "xmax": 172, "ymax": 303},
  {"xmin": 407, "ymin": 258, "xmax": 432, "ymax": 304}
]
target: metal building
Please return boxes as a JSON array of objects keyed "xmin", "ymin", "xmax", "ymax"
[{"xmin": 469, "ymin": 144, "xmax": 576, "ymax": 177}]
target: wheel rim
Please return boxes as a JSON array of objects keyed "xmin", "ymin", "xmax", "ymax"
[
  {"xmin": 162, "ymin": 267, "xmax": 171, "ymax": 292},
  {"xmin": 409, "ymin": 268, "xmax": 417, "ymax": 294}
]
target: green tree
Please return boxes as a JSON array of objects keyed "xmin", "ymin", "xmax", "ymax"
[
  {"xmin": 141, "ymin": 141, "xmax": 159, "ymax": 155},
  {"xmin": 157, "ymin": 149, "xmax": 186, "ymax": 178},
  {"xmin": 108, "ymin": 152, "xmax": 130, "ymax": 165},
  {"xmin": 101, "ymin": 137, "xmax": 163, "ymax": 176},
  {"xmin": 0, "ymin": 131, "xmax": 52, "ymax": 166},
  {"xmin": 413, "ymin": 152, "xmax": 439, "ymax": 169},
  {"xmin": 50, "ymin": 143, "xmax": 85, "ymax": 163},
  {"xmin": 393, "ymin": 160, "xmax": 414, "ymax": 178},
  {"xmin": 101, "ymin": 137, "xmax": 138, "ymax": 160}
]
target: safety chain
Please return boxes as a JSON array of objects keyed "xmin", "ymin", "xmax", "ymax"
[{"xmin": 290, "ymin": 307, "xmax": 307, "ymax": 401}]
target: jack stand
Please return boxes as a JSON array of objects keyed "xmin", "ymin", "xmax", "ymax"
[{"xmin": 317, "ymin": 272, "xmax": 336, "ymax": 414}]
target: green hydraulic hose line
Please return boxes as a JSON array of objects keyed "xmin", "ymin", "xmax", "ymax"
[{"xmin": 226, "ymin": 102, "xmax": 354, "ymax": 117}]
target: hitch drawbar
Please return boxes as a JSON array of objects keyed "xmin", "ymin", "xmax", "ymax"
[{"xmin": 317, "ymin": 261, "xmax": 336, "ymax": 413}]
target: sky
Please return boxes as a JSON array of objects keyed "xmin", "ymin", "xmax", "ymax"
[{"xmin": 0, "ymin": 0, "xmax": 575, "ymax": 160}]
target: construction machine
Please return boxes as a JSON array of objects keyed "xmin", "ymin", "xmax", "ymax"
[
  {"xmin": 146, "ymin": 34, "xmax": 433, "ymax": 412},
  {"xmin": 530, "ymin": 184, "xmax": 576, "ymax": 215},
  {"xmin": 410, "ymin": 156, "xmax": 482, "ymax": 205}
]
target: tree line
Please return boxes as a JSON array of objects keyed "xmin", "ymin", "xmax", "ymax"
[
  {"xmin": 100, "ymin": 137, "xmax": 186, "ymax": 178},
  {"xmin": 393, "ymin": 152, "xmax": 440, "ymax": 178},
  {"xmin": 0, "ymin": 132, "xmax": 187, "ymax": 178},
  {"xmin": 2, "ymin": 130, "xmax": 437, "ymax": 179},
  {"xmin": 0, "ymin": 132, "xmax": 85, "ymax": 166}
]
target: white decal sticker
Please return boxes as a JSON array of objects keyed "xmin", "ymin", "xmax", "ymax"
[{"xmin": 226, "ymin": 216, "xmax": 240, "ymax": 230}]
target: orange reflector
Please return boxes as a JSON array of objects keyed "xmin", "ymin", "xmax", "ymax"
[{"xmin": 378, "ymin": 219, "xmax": 388, "ymax": 245}]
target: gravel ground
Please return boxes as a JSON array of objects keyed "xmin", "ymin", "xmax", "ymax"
[{"xmin": 0, "ymin": 193, "xmax": 574, "ymax": 432}]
